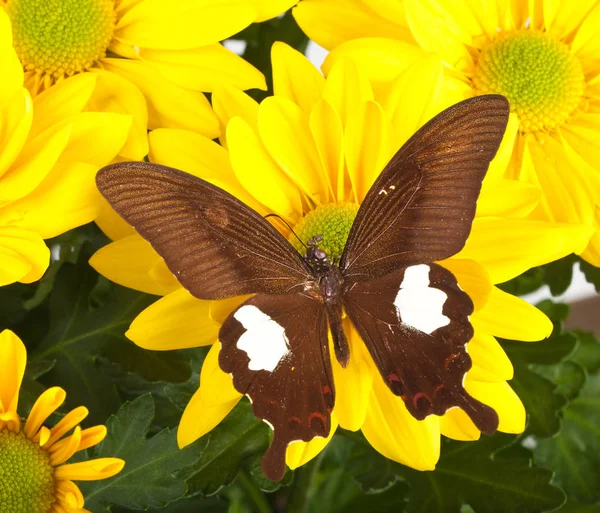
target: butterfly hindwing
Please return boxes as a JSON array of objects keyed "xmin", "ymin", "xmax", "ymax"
[
  {"xmin": 344, "ymin": 263, "xmax": 498, "ymax": 434},
  {"xmin": 96, "ymin": 162, "xmax": 313, "ymax": 300},
  {"xmin": 340, "ymin": 95, "xmax": 509, "ymax": 281},
  {"xmin": 219, "ymin": 293, "xmax": 334, "ymax": 481}
]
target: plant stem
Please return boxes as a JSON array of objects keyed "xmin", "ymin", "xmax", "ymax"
[
  {"xmin": 237, "ymin": 470, "xmax": 273, "ymax": 513},
  {"xmin": 285, "ymin": 451, "xmax": 327, "ymax": 513}
]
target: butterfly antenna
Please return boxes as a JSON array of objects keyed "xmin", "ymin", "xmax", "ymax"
[{"xmin": 264, "ymin": 214, "xmax": 308, "ymax": 250}]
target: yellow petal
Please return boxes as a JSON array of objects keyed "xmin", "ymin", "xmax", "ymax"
[
  {"xmin": 250, "ymin": 0, "xmax": 298, "ymax": 22},
  {"xmin": 344, "ymin": 100, "xmax": 394, "ymax": 203},
  {"xmin": 558, "ymin": 121, "xmax": 600, "ymax": 205},
  {"xmin": 59, "ymin": 111, "xmax": 131, "ymax": 166},
  {"xmin": 95, "ymin": 198, "xmax": 136, "ymax": 242},
  {"xmin": 527, "ymin": 133, "xmax": 595, "ymax": 226},
  {"xmin": 178, "ymin": 343, "xmax": 242, "ymax": 448},
  {"xmin": 43, "ymin": 406, "xmax": 89, "ymax": 449},
  {"xmin": 115, "ymin": 0, "xmax": 256, "ymax": 49},
  {"xmin": 293, "ymin": 0, "xmax": 410, "ymax": 50},
  {"xmin": 546, "ymin": 0, "xmax": 599, "ymax": 42},
  {"xmin": 139, "ymin": 44, "xmax": 266, "ymax": 92},
  {"xmin": 286, "ymin": 413, "xmax": 338, "ymax": 469},
  {"xmin": 309, "ymin": 99, "xmax": 344, "ymax": 202},
  {"xmin": 457, "ymin": 217, "xmax": 594, "ymax": 283},
  {"xmin": 272, "ymin": 42, "xmax": 324, "ymax": 114},
  {"xmin": 478, "ymin": 179, "xmax": 541, "ymax": 219},
  {"xmin": 227, "ymin": 116, "xmax": 301, "ymax": 219},
  {"xmin": 90, "ymin": 234, "xmax": 178, "ymax": 296},
  {"xmin": 24, "ymin": 387, "xmax": 66, "ymax": 438},
  {"xmin": 0, "ymin": 226, "xmax": 49, "ymax": 284},
  {"xmin": 55, "ymin": 481, "xmax": 84, "ymax": 510},
  {"xmin": 101, "ymin": 58, "xmax": 219, "ymax": 137},
  {"xmin": 87, "ymin": 69, "xmax": 149, "ymax": 160},
  {"xmin": 0, "ymin": 10, "xmax": 24, "ymax": 109},
  {"xmin": 465, "ymin": 379, "xmax": 525, "ymax": 433},
  {"xmin": 440, "ymin": 407, "xmax": 480, "ymax": 441},
  {"xmin": 323, "ymin": 58, "xmax": 373, "ymax": 129},
  {"xmin": 127, "ymin": 289, "xmax": 219, "ymax": 350},
  {"xmin": 362, "ymin": 373, "xmax": 440, "ymax": 470},
  {"xmin": 323, "ymin": 37, "xmax": 425, "ymax": 89},
  {"xmin": 379, "ymin": 54, "xmax": 445, "ymax": 149},
  {"xmin": 0, "ymin": 124, "xmax": 72, "ymax": 204},
  {"xmin": 332, "ymin": 320, "xmax": 373, "ymax": 431},
  {"xmin": 77, "ymin": 425, "xmax": 108, "ymax": 452},
  {"xmin": 581, "ymin": 206, "xmax": 600, "ymax": 266},
  {"xmin": 484, "ymin": 114, "xmax": 520, "ymax": 184},
  {"xmin": 403, "ymin": 0, "xmax": 473, "ymax": 70},
  {"xmin": 212, "ymin": 85, "xmax": 259, "ymax": 148},
  {"xmin": 6, "ymin": 162, "xmax": 101, "ymax": 238},
  {"xmin": 0, "ymin": 89, "xmax": 32, "ymax": 178},
  {"xmin": 573, "ymin": 5, "xmax": 600, "ymax": 62},
  {"xmin": 361, "ymin": 0, "xmax": 408, "ymax": 24},
  {"xmin": 148, "ymin": 128, "xmax": 262, "ymax": 211},
  {"xmin": 35, "ymin": 425, "xmax": 50, "ymax": 446},
  {"xmin": 258, "ymin": 96, "xmax": 329, "ymax": 204},
  {"xmin": 467, "ymin": 332, "xmax": 514, "ymax": 382},
  {"xmin": 0, "ymin": 410, "xmax": 20, "ymax": 432},
  {"xmin": 54, "ymin": 458, "xmax": 125, "ymax": 481},
  {"xmin": 0, "ymin": 329, "xmax": 27, "ymax": 414},
  {"xmin": 438, "ymin": 258, "xmax": 491, "ymax": 311},
  {"xmin": 471, "ymin": 286, "xmax": 552, "ymax": 342},
  {"xmin": 50, "ymin": 426, "xmax": 82, "ymax": 466},
  {"xmin": 30, "ymin": 73, "xmax": 97, "ymax": 139}
]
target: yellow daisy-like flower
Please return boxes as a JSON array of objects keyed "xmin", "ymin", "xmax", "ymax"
[
  {"xmin": 0, "ymin": 9, "xmax": 131, "ymax": 287},
  {"xmin": 2, "ymin": 0, "xmax": 298, "ymax": 160},
  {"xmin": 0, "ymin": 329, "xmax": 124, "ymax": 513},
  {"xmin": 90, "ymin": 43, "xmax": 592, "ymax": 473},
  {"xmin": 294, "ymin": 0, "xmax": 600, "ymax": 265}
]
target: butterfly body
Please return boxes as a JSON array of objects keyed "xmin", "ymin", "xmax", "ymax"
[{"xmin": 96, "ymin": 94, "xmax": 510, "ymax": 482}]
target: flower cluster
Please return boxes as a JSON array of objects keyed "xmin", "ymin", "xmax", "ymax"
[{"xmin": 1, "ymin": 0, "xmax": 600, "ymax": 510}]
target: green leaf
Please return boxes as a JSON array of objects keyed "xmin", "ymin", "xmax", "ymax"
[
  {"xmin": 27, "ymin": 251, "xmax": 191, "ymax": 424},
  {"xmin": 498, "ymin": 267, "xmax": 544, "ymax": 296},
  {"xmin": 570, "ymin": 330, "xmax": 600, "ymax": 373},
  {"xmin": 398, "ymin": 435, "xmax": 565, "ymax": 513},
  {"xmin": 532, "ymin": 331, "xmax": 600, "ymax": 504},
  {"xmin": 542, "ymin": 255, "xmax": 577, "ymax": 296},
  {"xmin": 535, "ymin": 371, "xmax": 600, "ymax": 504},
  {"xmin": 579, "ymin": 258, "xmax": 600, "ymax": 293},
  {"xmin": 325, "ymin": 433, "xmax": 564, "ymax": 513},
  {"xmin": 184, "ymin": 401, "xmax": 270, "ymax": 497},
  {"xmin": 240, "ymin": 12, "xmax": 309, "ymax": 100},
  {"xmin": 81, "ymin": 395, "xmax": 203, "ymax": 511},
  {"xmin": 556, "ymin": 502, "xmax": 600, "ymax": 513},
  {"xmin": 502, "ymin": 331, "xmax": 576, "ymax": 438}
]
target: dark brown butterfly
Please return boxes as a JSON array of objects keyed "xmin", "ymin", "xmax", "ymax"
[{"xmin": 96, "ymin": 94, "xmax": 509, "ymax": 481}]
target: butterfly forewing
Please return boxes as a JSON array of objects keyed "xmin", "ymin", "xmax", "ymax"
[
  {"xmin": 340, "ymin": 95, "xmax": 509, "ymax": 281},
  {"xmin": 219, "ymin": 293, "xmax": 334, "ymax": 481},
  {"xmin": 96, "ymin": 162, "xmax": 313, "ymax": 300},
  {"xmin": 344, "ymin": 263, "xmax": 498, "ymax": 434}
]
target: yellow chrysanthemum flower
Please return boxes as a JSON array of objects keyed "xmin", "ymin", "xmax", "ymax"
[
  {"xmin": 2, "ymin": 0, "xmax": 297, "ymax": 161},
  {"xmin": 0, "ymin": 329, "xmax": 124, "ymax": 513},
  {"xmin": 0, "ymin": 9, "xmax": 131, "ymax": 286},
  {"xmin": 294, "ymin": 0, "xmax": 600, "ymax": 265},
  {"xmin": 90, "ymin": 43, "xmax": 592, "ymax": 473}
]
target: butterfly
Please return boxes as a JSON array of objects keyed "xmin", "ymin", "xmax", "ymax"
[{"xmin": 96, "ymin": 94, "xmax": 509, "ymax": 481}]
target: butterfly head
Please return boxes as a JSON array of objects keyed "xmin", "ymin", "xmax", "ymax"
[{"xmin": 305, "ymin": 235, "xmax": 331, "ymax": 273}]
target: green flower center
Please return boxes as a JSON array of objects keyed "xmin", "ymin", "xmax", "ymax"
[
  {"xmin": 0, "ymin": 429, "xmax": 56, "ymax": 513},
  {"xmin": 292, "ymin": 202, "xmax": 360, "ymax": 262},
  {"xmin": 5, "ymin": 0, "xmax": 116, "ymax": 79},
  {"xmin": 473, "ymin": 30, "xmax": 584, "ymax": 132}
]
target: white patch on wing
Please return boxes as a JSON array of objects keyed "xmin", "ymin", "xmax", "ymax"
[
  {"xmin": 394, "ymin": 264, "xmax": 450, "ymax": 334},
  {"xmin": 234, "ymin": 305, "xmax": 290, "ymax": 372}
]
